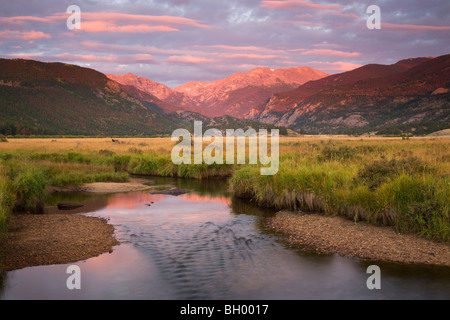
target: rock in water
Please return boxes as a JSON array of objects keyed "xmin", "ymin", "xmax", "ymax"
[
  {"xmin": 149, "ymin": 188, "xmax": 189, "ymax": 196},
  {"xmin": 57, "ymin": 203, "xmax": 84, "ymax": 210}
]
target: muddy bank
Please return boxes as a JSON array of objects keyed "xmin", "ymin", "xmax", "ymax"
[
  {"xmin": 268, "ymin": 211, "xmax": 450, "ymax": 267},
  {"xmin": 0, "ymin": 213, "xmax": 119, "ymax": 271}
]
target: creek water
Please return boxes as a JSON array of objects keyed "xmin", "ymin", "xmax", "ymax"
[{"xmin": 1, "ymin": 176, "xmax": 449, "ymax": 300}]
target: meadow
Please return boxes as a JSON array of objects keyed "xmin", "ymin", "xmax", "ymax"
[{"xmin": 0, "ymin": 136, "xmax": 448, "ymax": 241}]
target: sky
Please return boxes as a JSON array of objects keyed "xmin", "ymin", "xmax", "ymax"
[{"xmin": 0, "ymin": 0, "xmax": 449, "ymax": 87}]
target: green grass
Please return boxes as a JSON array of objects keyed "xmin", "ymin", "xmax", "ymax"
[
  {"xmin": 0, "ymin": 138, "xmax": 449, "ymax": 242},
  {"xmin": 0, "ymin": 148, "xmax": 233, "ymax": 231},
  {"xmin": 0, "ymin": 150, "xmax": 133, "ymax": 224},
  {"xmin": 0, "ymin": 170, "xmax": 15, "ymax": 234},
  {"xmin": 230, "ymin": 141, "xmax": 450, "ymax": 241}
]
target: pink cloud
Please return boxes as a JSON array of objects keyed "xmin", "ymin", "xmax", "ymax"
[
  {"xmin": 308, "ymin": 61, "xmax": 362, "ymax": 72},
  {"xmin": 165, "ymin": 55, "xmax": 215, "ymax": 65},
  {"xmin": 322, "ymin": 11, "xmax": 359, "ymax": 19},
  {"xmin": 261, "ymin": 0, "xmax": 342, "ymax": 11},
  {"xmin": 311, "ymin": 43, "xmax": 342, "ymax": 48},
  {"xmin": 54, "ymin": 52, "xmax": 158, "ymax": 64},
  {"xmin": 0, "ymin": 53, "xmax": 39, "ymax": 60},
  {"xmin": 285, "ymin": 20, "xmax": 324, "ymax": 27},
  {"xmin": 218, "ymin": 53, "xmax": 283, "ymax": 60},
  {"xmin": 79, "ymin": 12, "xmax": 211, "ymax": 29},
  {"xmin": 200, "ymin": 45, "xmax": 282, "ymax": 53},
  {"xmin": 383, "ymin": 22, "xmax": 450, "ymax": 32},
  {"xmin": 127, "ymin": 54, "xmax": 159, "ymax": 64},
  {"xmin": 0, "ymin": 12, "xmax": 211, "ymax": 34},
  {"xmin": 55, "ymin": 53, "xmax": 117, "ymax": 62},
  {"xmin": 0, "ymin": 16, "xmax": 54, "ymax": 23},
  {"xmin": 1, "ymin": 52, "xmax": 158, "ymax": 65},
  {"xmin": 81, "ymin": 21, "xmax": 178, "ymax": 33},
  {"xmin": 293, "ymin": 49, "xmax": 361, "ymax": 58},
  {"xmin": 0, "ymin": 30, "xmax": 51, "ymax": 40},
  {"xmin": 79, "ymin": 41, "xmax": 179, "ymax": 55}
]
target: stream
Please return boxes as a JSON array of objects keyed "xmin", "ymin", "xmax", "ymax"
[{"xmin": 1, "ymin": 176, "xmax": 449, "ymax": 300}]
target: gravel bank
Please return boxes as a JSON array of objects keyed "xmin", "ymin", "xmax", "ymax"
[
  {"xmin": 0, "ymin": 213, "xmax": 119, "ymax": 271},
  {"xmin": 49, "ymin": 178, "xmax": 152, "ymax": 194},
  {"xmin": 268, "ymin": 211, "xmax": 450, "ymax": 266}
]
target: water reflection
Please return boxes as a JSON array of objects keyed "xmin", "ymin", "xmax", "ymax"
[
  {"xmin": 230, "ymin": 197, "xmax": 275, "ymax": 217},
  {"xmin": 1, "ymin": 176, "xmax": 449, "ymax": 300},
  {"xmin": 44, "ymin": 192, "xmax": 110, "ymax": 215}
]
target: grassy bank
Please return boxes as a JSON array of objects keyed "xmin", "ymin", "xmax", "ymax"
[
  {"xmin": 0, "ymin": 137, "xmax": 449, "ymax": 242},
  {"xmin": 231, "ymin": 139, "xmax": 450, "ymax": 241},
  {"xmin": 0, "ymin": 150, "xmax": 131, "ymax": 231},
  {"xmin": 0, "ymin": 140, "xmax": 234, "ymax": 232}
]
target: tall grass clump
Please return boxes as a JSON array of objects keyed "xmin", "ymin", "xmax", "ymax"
[
  {"xmin": 0, "ymin": 169, "xmax": 15, "ymax": 234},
  {"xmin": 10, "ymin": 166, "xmax": 48, "ymax": 214},
  {"xmin": 127, "ymin": 153, "xmax": 234, "ymax": 179},
  {"xmin": 357, "ymin": 157, "xmax": 432, "ymax": 190},
  {"xmin": 112, "ymin": 155, "xmax": 131, "ymax": 172},
  {"xmin": 41, "ymin": 162, "xmax": 129, "ymax": 187},
  {"xmin": 378, "ymin": 175, "xmax": 449, "ymax": 240}
]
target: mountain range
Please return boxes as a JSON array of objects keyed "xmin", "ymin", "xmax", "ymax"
[
  {"xmin": 0, "ymin": 59, "xmax": 184, "ymax": 136},
  {"xmin": 108, "ymin": 54, "xmax": 449, "ymax": 135},
  {"xmin": 0, "ymin": 59, "xmax": 285, "ymax": 136},
  {"xmin": 250, "ymin": 55, "xmax": 450, "ymax": 134},
  {"xmin": 107, "ymin": 66, "xmax": 328, "ymax": 118},
  {"xmin": 0, "ymin": 54, "xmax": 448, "ymax": 136}
]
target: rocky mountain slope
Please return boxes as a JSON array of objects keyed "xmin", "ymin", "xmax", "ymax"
[
  {"xmin": 250, "ymin": 55, "xmax": 450, "ymax": 135},
  {"xmin": 106, "ymin": 73, "xmax": 186, "ymax": 114}
]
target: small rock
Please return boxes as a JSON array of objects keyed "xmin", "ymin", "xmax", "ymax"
[
  {"xmin": 57, "ymin": 203, "xmax": 84, "ymax": 210},
  {"xmin": 149, "ymin": 188, "xmax": 189, "ymax": 196}
]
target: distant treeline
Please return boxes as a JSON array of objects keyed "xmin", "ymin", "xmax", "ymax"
[
  {"xmin": 297, "ymin": 122, "xmax": 450, "ymax": 136},
  {"xmin": 3, "ymin": 134, "xmax": 172, "ymax": 139}
]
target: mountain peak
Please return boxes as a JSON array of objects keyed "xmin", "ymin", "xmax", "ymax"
[{"xmin": 168, "ymin": 66, "xmax": 329, "ymax": 118}]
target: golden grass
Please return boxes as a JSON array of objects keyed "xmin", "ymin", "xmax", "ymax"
[
  {"xmin": 0, "ymin": 138, "xmax": 175, "ymax": 154},
  {"xmin": 2, "ymin": 136, "xmax": 448, "ymax": 153}
]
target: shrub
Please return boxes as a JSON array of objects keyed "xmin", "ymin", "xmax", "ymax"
[
  {"xmin": 358, "ymin": 159, "xmax": 398, "ymax": 190},
  {"xmin": 99, "ymin": 149, "xmax": 115, "ymax": 157},
  {"xmin": 113, "ymin": 155, "xmax": 131, "ymax": 172},
  {"xmin": 128, "ymin": 147, "xmax": 143, "ymax": 154},
  {"xmin": 66, "ymin": 151, "xmax": 89, "ymax": 163},
  {"xmin": 319, "ymin": 146, "xmax": 358, "ymax": 161},
  {"xmin": 358, "ymin": 157, "xmax": 432, "ymax": 190},
  {"xmin": 0, "ymin": 135, "xmax": 7, "ymax": 142}
]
